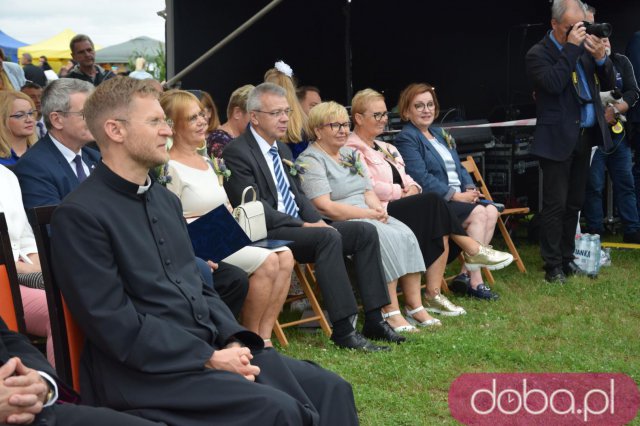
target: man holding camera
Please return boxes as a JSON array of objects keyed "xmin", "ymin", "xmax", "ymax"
[{"xmin": 526, "ymin": 0, "xmax": 615, "ymax": 283}]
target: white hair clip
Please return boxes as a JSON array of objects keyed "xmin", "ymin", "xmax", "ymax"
[{"xmin": 274, "ymin": 60, "xmax": 293, "ymax": 77}]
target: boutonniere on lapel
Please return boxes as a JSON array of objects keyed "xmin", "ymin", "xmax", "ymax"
[
  {"xmin": 208, "ymin": 156, "xmax": 231, "ymax": 186},
  {"xmin": 340, "ymin": 150, "xmax": 365, "ymax": 177},
  {"xmin": 442, "ymin": 129, "xmax": 456, "ymax": 150},
  {"xmin": 376, "ymin": 143, "xmax": 399, "ymax": 163},
  {"xmin": 282, "ymin": 158, "xmax": 308, "ymax": 180},
  {"xmin": 154, "ymin": 163, "xmax": 172, "ymax": 187}
]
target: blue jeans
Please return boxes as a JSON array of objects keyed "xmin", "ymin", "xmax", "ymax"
[{"xmin": 584, "ymin": 134, "xmax": 640, "ymax": 234}]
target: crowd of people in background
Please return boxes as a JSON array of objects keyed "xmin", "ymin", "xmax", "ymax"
[{"xmin": 0, "ymin": 0, "xmax": 639, "ymax": 422}]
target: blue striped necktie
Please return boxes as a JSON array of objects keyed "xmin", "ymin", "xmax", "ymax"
[{"xmin": 269, "ymin": 145, "xmax": 300, "ymax": 218}]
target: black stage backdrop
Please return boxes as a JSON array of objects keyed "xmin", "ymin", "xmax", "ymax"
[{"xmin": 171, "ymin": 0, "xmax": 640, "ymax": 122}]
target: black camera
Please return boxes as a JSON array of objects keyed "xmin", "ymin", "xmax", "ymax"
[{"xmin": 567, "ymin": 21, "xmax": 613, "ymax": 38}]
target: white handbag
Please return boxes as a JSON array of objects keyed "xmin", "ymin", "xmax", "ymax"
[{"xmin": 232, "ymin": 186, "xmax": 267, "ymax": 242}]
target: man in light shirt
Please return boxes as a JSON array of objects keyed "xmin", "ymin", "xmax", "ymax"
[{"xmin": 14, "ymin": 79, "xmax": 99, "ymax": 210}]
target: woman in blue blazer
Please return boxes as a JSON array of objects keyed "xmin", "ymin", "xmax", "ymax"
[{"xmin": 394, "ymin": 83, "xmax": 510, "ymax": 300}]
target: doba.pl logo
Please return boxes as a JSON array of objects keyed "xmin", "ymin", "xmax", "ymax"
[{"xmin": 449, "ymin": 373, "xmax": 639, "ymax": 425}]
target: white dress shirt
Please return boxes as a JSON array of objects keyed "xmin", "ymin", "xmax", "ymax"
[
  {"xmin": 50, "ymin": 135, "xmax": 91, "ymax": 178},
  {"xmin": 250, "ymin": 126, "xmax": 296, "ymax": 213}
]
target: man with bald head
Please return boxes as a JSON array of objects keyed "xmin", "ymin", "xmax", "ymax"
[{"xmin": 526, "ymin": 0, "xmax": 615, "ymax": 283}]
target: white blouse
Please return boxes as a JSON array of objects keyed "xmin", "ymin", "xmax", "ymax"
[
  {"xmin": 0, "ymin": 165, "xmax": 38, "ymax": 261},
  {"xmin": 166, "ymin": 158, "xmax": 229, "ymax": 220}
]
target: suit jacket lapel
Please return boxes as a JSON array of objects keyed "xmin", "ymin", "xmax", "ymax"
[
  {"xmin": 245, "ymin": 131, "xmax": 278, "ymax": 201},
  {"xmin": 415, "ymin": 126, "xmax": 447, "ymax": 175},
  {"xmin": 44, "ymin": 135, "xmax": 79, "ymax": 186},
  {"xmin": 81, "ymin": 147, "xmax": 98, "ymax": 174}
]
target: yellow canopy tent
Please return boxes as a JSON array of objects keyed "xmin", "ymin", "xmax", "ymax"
[{"xmin": 17, "ymin": 29, "xmax": 102, "ymax": 73}]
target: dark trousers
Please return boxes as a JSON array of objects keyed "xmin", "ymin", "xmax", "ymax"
[
  {"xmin": 18, "ymin": 404, "xmax": 167, "ymax": 426},
  {"xmin": 539, "ymin": 128, "xmax": 594, "ymax": 269},
  {"xmin": 195, "ymin": 258, "xmax": 248, "ymax": 318},
  {"xmin": 109, "ymin": 349, "xmax": 358, "ymax": 426},
  {"xmin": 584, "ymin": 134, "xmax": 640, "ymax": 235},
  {"xmin": 268, "ymin": 221, "xmax": 390, "ymax": 322}
]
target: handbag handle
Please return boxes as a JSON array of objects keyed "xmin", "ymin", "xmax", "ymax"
[{"xmin": 241, "ymin": 186, "xmax": 257, "ymax": 204}]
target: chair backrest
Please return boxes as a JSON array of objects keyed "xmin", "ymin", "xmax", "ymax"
[
  {"xmin": 0, "ymin": 213, "xmax": 26, "ymax": 333},
  {"xmin": 461, "ymin": 156, "xmax": 494, "ymax": 201},
  {"xmin": 28, "ymin": 205, "xmax": 84, "ymax": 392}
]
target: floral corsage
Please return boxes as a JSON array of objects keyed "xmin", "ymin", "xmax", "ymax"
[
  {"xmin": 208, "ymin": 157, "xmax": 231, "ymax": 186},
  {"xmin": 282, "ymin": 158, "xmax": 308, "ymax": 180},
  {"xmin": 442, "ymin": 129, "xmax": 456, "ymax": 150},
  {"xmin": 154, "ymin": 163, "xmax": 172, "ymax": 186},
  {"xmin": 376, "ymin": 143, "xmax": 399, "ymax": 163},
  {"xmin": 340, "ymin": 150, "xmax": 365, "ymax": 177}
]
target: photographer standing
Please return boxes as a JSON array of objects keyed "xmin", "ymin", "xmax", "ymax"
[
  {"xmin": 583, "ymin": 5, "xmax": 640, "ymax": 243},
  {"xmin": 526, "ymin": 0, "xmax": 615, "ymax": 283}
]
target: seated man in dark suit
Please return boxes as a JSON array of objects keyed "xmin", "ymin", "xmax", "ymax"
[
  {"xmin": 0, "ymin": 316, "xmax": 164, "ymax": 425},
  {"xmin": 223, "ymin": 82, "xmax": 405, "ymax": 351},
  {"xmin": 50, "ymin": 77, "xmax": 358, "ymax": 426},
  {"xmin": 13, "ymin": 78, "xmax": 247, "ymax": 315},
  {"xmin": 14, "ymin": 78, "xmax": 99, "ymax": 210}
]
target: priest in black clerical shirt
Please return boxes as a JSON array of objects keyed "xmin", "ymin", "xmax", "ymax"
[{"xmin": 49, "ymin": 77, "xmax": 358, "ymax": 426}]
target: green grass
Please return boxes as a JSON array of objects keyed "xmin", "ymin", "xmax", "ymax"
[{"xmin": 276, "ymin": 238, "xmax": 640, "ymax": 425}]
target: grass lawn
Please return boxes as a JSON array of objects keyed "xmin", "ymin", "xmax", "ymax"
[{"xmin": 276, "ymin": 237, "xmax": 640, "ymax": 425}]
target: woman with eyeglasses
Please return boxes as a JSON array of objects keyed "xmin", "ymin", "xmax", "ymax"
[
  {"xmin": 206, "ymin": 84, "xmax": 254, "ymax": 159},
  {"xmin": 394, "ymin": 83, "xmax": 506, "ymax": 301},
  {"xmin": 0, "ymin": 91, "xmax": 38, "ymax": 166},
  {"xmin": 347, "ymin": 89, "xmax": 512, "ymax": 319},
  {"xmin": 299, "ymin": 101, "xmax": 440, "ymax": 333},
  {"xmin": 160, "ymin": 90, "xmax": 294, "ymax": 347}
]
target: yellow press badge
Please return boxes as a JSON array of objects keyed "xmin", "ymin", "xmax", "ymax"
[{"xmin": 611, "ymin": 121, "xmax": 624, "ymax": 134}]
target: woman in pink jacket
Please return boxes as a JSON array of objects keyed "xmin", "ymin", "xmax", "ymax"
[{"xmin": 346, "ymin": 89, "xmax": 513, "ymax": 319}]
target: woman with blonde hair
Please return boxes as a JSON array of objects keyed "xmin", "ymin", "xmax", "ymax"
[
  {"xmin": 264, "ymin": 61, "xmax": 308, "ymax": 159},
  {"xmin": 299, "ymin": 101, "xmax": 440, "ymax": 332},
  {"xmin": 161, "ymin": 89, "xmax": 294, "ymax": 346},
  {"xmin": 347, "ymin": 88, "xmax": 512, "ymax": 313},
  {"xmin": 206, "ymin": 84, "xmax": 254, "ymax": 158},
  {"xmin": 0, "ymin": 90, "xmax": 38, "ymax": 166}
]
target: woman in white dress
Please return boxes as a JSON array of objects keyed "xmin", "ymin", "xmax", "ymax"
[{"xmin": 160, "ymin": 90, "xmax": 294, "ymax": 346}]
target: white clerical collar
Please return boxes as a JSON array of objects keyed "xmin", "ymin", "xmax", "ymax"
[
  {"xmin": 137, "ymin": 176, "xmax": 152, "ymax": 194},
  {"xmin": 250, "ymin": 126, "xmax": 277, "ymax": 155}
]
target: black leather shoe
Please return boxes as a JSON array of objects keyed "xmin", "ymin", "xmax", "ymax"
[
  {"xmin": 544, "ymin": 266, "xmax": 566, "ymax": 284},
  {"xmin": 623, "ymin": 231, "xmax": 640, "ymax": 244},
  {"xmin": 562, "ymin": 261, "xmax": 587, "ymax": 277},
  {"xmin": 449, "ymin": 273, "xmax": 470, "ymax": 295},
  {"xmin": 330, "ymin": 331, "xmax": 390, "ymax": 352},
  {"xmin": 361, "ymin": 320, "xmax": 406, "ymax": 344}
]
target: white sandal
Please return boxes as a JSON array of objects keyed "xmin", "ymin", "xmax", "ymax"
[
  {"xmin": 382, "ymin": 310, "xmax": 417, "ymax": 332},
  {"xmin": 404, "ymin": 306, "xmax": 442, "ymax": 328}
]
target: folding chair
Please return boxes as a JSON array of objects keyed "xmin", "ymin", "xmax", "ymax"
[
  {"xmin": 29, "ymin": 205, "xmax": 84, "ymax": 392},
  {"xmin": 273, "ymin": 262, "xmax": 332, "ymax": 347},
  {"xmin": 461, "ymin": 156, "xmax": 530, "ymax": 274},
  {"xmin": 0, "ymin": 213, "xmax": 27, "ymax": 333}
]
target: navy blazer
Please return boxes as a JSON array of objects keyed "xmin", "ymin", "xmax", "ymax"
[
  {"xmin": 222, "ymin": 129, "xmax": 323, "ymax": 230},
  {"xmin": 394, "ymin": 122, "xmax": 474, "ymax": 201},
  {"xmin": 14, "ymin": 134, "xmax": 101, "ymax": 210},
  {"xmin": 525, "ymin": 33, "xmax": 615, "ymax": 161}
]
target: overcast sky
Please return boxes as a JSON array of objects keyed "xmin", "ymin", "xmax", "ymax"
[{"xmin": 0, "ymin": 0, "xmax": 166, "ymax": 47}]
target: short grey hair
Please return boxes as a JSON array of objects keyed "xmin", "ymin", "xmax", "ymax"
[
  {"xmin": 41, "ymin": 79, "xmax": 94, "ymax": 129},
  {"xmin": 246, "ymin": 82, "xmax": 286, "ymax": 112},
  {"xmin": 551, "ymin": 0, "xmax": 586, "ymax": 21}
]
